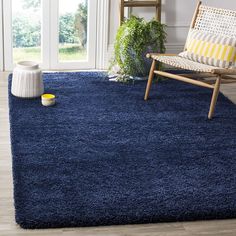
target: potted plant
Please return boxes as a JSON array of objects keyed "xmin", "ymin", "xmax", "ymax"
[{"xmin": 110, "ymin": 16, "xmax": 166, "ymax": 82}]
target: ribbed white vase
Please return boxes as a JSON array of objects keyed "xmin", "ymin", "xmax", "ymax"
[{"xmin": 11, "ymin": 61, "xmax": 44, "ymax": 98}]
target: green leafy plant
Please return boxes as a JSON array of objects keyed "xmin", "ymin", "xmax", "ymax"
[{"xmin": 112, "ymin": 16, "xmax": 166, "ymax": 78}]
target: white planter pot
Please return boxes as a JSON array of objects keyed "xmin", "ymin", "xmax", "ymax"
[{"xmin": 11, "ymin": 61, "xmax": 44, "ymax": 98}]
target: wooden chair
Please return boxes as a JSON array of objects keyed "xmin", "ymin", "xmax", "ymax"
[{"xmin": 144, "ymin": 1, "xmax": 236, "ymax": 119}]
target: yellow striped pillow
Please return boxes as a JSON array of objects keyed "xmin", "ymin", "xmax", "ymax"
[{"xmin": 179, "ymin": 29, "xmax": 236, "ymax": 68}]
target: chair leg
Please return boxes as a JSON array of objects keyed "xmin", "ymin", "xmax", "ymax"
[
  {"xmin": 208, "ymin": 76, "xmax": 221, "ymax": 120},
  {"xmin": 144, "ymin": 59, "xmax": 157, "ymax": 101}
]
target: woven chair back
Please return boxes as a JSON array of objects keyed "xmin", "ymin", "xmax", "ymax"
[{"xmin": 194, "ymin": 5, "xmax": 236, "ymax": 37}]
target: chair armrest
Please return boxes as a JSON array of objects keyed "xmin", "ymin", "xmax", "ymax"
[{"xmin": 146, "ymin": 53, "xmax": 177, "ymax": 59}]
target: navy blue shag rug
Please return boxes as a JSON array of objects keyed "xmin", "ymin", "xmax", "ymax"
[{"xmin": 9, "ymin": 72, "xmax": 236, "ymax": 229}]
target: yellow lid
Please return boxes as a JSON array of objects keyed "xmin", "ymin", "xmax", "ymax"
[{"xmin": 41, "ymin": 94, "xmax": 55, "ymax": 100}]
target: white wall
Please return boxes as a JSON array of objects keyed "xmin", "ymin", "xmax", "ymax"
[{"xmin": 106, "ymin": 0, "xmax": 236, "ymax": 65}]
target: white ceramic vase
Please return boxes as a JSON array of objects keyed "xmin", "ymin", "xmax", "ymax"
[{"xmin": 11, "ymin": 61, "xmax": 44, "ymax": 98}]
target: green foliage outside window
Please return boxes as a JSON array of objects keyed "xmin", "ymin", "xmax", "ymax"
[
  {"xmin": 23, "ymin": 0, "xmax": 40, "ymax": 9},
  {"xmin": 13, "ymin": 16, "xmax": 41, "ymax": 48},
  {"xmin": 13, "ymin": 0, "xmax": 87, "ymax": 48},
  {"xmin": 59, "ymin": 13, "xmax": 78, "ymax": 44}
]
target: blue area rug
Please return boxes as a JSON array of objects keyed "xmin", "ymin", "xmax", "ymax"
[{"xmin": 9, "ymin": 72, "xmax": 236, "ymax": 229}]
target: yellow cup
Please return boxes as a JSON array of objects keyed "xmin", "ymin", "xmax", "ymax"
[{"xmin": 41, "ymin": 94, "xmax": 56, "ymax": 107}]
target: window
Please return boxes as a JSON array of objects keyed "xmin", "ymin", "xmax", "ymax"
[{"xmin": 3, "ymin": 0, "xmax": 98, "ymax": 70}]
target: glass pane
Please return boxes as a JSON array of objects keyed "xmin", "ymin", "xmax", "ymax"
[
  {"xmin": 12, "ymin": 0, "xmax": 41, "ymax": 63},
  {"xmin": 59, "ymin": 0, "xmax": 87, "ymax": 61}
]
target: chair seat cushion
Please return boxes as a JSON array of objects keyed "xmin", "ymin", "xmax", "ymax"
[
  {"xmin": 152, "ymin": 55, "xmax": 218, "ymax": 73},
  {"xmin": 179, "ymin": 29, "xmax": 236, "ymax": 68}
]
